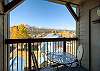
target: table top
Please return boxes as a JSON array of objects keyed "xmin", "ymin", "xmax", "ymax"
[{"xmin": 48, "ymin": 52, "xmax": 76, "ymax": 64}]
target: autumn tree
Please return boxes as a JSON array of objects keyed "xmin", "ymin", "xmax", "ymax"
[{"xmin": 10, "ymin": 24, "xmax": 31, "ymax": 39}]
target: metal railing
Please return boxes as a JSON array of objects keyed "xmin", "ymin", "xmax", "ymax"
[{"xmin": 5, "ymin": 38, "xmax": 78, "ymax": 71}]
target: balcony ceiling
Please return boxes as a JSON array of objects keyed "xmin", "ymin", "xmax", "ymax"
[{"xmin": 48, "ymin": 0, "xmax": 85, "ymax": 5}]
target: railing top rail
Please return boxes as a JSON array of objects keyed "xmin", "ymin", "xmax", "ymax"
[{"xmin": 5, "ymin": 38, "xmax": 78, "ymax": 44}]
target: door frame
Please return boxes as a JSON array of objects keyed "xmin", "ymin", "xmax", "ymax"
[{"xmin": 89, "ymin": 5, "xmax": 100, "ymax": 71}]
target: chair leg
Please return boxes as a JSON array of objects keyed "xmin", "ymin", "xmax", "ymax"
[
  {"xmin": 56, "ymin": 66, "xmax": 59, "ymax": 71},
  {"xmin": 64, "ymin": 64, "xmax": 74, "ymax": 71}
]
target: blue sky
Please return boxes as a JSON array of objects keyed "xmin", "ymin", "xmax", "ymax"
[{"xmin": 10, "ymin": 0, "xmax": 76, "ymax": 30}]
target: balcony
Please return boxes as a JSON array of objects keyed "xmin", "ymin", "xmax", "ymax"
[{"xmin": 5, "ymin": 37, "xmax": 88, "ymax": 71}]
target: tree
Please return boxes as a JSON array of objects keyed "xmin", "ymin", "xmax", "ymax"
[{"xmin": 10, "ymin": 24, "xmax": 31, "ymax": 39}]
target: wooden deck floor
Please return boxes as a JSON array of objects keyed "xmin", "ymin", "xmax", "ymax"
[
  {"xmin": 57, "ymin": 66, "xmax": 88, "ymax": 71},
  {"xmin": 40, "ymin": 66, "xmax": 88, "ymax": 71}
]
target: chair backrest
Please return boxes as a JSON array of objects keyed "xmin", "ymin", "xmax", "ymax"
[
  {"xmin": 31, "ymin": 52, "xmax": 39, "ymax": 71},
  {"xmin": 77, "ymin": 45, "xmax": 83, "ymax": 61}
]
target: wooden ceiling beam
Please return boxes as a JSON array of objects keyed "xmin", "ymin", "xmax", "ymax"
[
  {"xmin": 48, "ymin": 0, "xmax": 79, "ymax": 21},
  {"xmin": 65, "ymin": 2, "xmax": 79, "ymax": 21},
  {"xmin": 4, "ymin": 0, "xmax": 24, "ymax": 13},
  {"xmin": 48, "ymin": 0, "xmax": 79, "ymax": 5}
]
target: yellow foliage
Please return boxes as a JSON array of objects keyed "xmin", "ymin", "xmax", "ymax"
[
  {"xmin": 10, "ymin": 24, "xmax": 31, "ymax": 39},
  {"xmin": 59, "ymin": 31, "xmax": 75, "ymax": 38}
]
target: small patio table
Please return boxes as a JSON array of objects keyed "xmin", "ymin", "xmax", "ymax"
[{"xmin": 48, "ymin": 52, "xmax": 77, "ymax": 70}]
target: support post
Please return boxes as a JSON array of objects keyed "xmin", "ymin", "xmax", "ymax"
[
  {"xmin": 63, "ymin": 41, "xmax": 66, "ymax": 52},
  {"xmin": 28, "ymin": 43, "xmax": 31, "ymax": 71}
]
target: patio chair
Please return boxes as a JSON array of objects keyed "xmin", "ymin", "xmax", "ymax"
[
  {"xmin": 51, "ymin": 44, "xmax": 84, "ymax": 71},
  {"xmin": 30, "ymin": 51, "xmax": 57, "ymax": 71},
  {"xmin": 76, "ymin": 44, "xmax": 83, "ymax": 67},
  {"xmin": 65, "ymin": 44, "xmax": 84, "ymax": 71}
]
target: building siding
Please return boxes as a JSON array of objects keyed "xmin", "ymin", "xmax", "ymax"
[{"xmin": 79, "ymin": 0, "xmax": 100, "ymax": 70}]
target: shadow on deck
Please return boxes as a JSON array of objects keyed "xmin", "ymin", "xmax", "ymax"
[
  {"xmin": 39, "ymin": 65, "xmax": 88, "ymax": 71},
  {"xmin": 57, "ymin": 66, "xmax": 88, "ymax": 71}
]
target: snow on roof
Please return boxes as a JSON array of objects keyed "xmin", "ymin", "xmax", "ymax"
[{"xmin": 44, "ymin": 34, "xmax": 61, "ymax": 38}]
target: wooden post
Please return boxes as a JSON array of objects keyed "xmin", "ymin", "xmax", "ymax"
[
  {"xmin": 28, "ymin": 43, "xmax": 31, "ymax": 71},
  {"xmin": 63, "ymin": 41, "xmax": 66, "ymax": 52}
]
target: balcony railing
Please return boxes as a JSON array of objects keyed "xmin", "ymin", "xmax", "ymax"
[{"xmin": 5, "ymin": 38, "xmax": 78, "ymax": 71}]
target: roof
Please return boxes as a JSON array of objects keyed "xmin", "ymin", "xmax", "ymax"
[
  {"xmin": 40, "ymin": 34, "xmax": 63, "ymax": 53},
  {"xmin": 48, "ymin": 0, "xmax": 85, "ymax": 5},
  {"xmin": 44, "ymin": 34, "xmax": 61, "ymax": 38}
]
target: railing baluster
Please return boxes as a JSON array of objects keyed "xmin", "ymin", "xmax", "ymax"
[
  {"xmin": 21, "ymin": 43, "xmax": 23, "ymax": 71},
  {"xmin": 66, "ymin": 41, "xmax": 67, "ymax": 53},
  {"xmin": 17, "ymin": 43, "xmax": 18, "ymax": 71},
  {"xmin": 74, "ymin": 40, "xmax": 76, "ymax": 57},
  {"xmin": 26, "ymin": 43, "xmax": 28, "ymax": 71},
  {"xmin": 44, "ymin": 42, "xmax": 45, "ymax": 67},
  {"xmin": 54, "ymin": 42, "xmax": 56, "ymax": 52},
  {"xmin": 32, "ymin": 42, "xmax": 34, "ymax": 67},
  {"xmin": 50, "ymin": 42, "xmax": 51, "ymax": 65},
  {"xmin": 67, "ymin": 41, "xmax": 69, "ymax": 53},
  {"xmin": 53, "ymin": 42, "xmax": 54, "ymax": 52},
  {"xmin": 28, "ymin": 43, "xmax": 31, "ymax": 71},
  {"xmin": 63, "ymin": 41, "xmax": 66, "ymax": 52},
  {"xmin": 39, "ymin": 42, "xmax": 41, "ymax": 68},
  {"xmin": 71, "ymin": 41, "xmax": 72, "ymax": 54},
  {"xmin": 70, "ymin": 41, "xmax": 71, "ymax": 54},
  {"xmin": 7, "ymin": 43, "xmax": 9, "ymax": 71},
  {"xmin": 12, "ymin": 44, "xmax": 13, "ymax": 71},
  {"xmin": 75, "ymin": 40, "xmax": 76, "ymax": 56},
  {"xmin": 73, "ymin": 40, "xmax": 74, "ymax": 56},
  {"xmin": 36, "ymin": 42, "xmax": 38, "ymax": 67},
  {"xmin": 72, "ymin": 40, "xmax": 73, "ymax": 55},
  {"xmin": 47, "ymin": 42, "xmax": 48, "ymax": 66},
  {"xmin": 58, "ymin": 41, "xmax": 59, "ymax": 53},
  {"xmin": 72, "ymin": 41, "xmax": 73, "ymax": 55},
  {"xmin": 61, "ymin": 41, "xmax": 63, "ymax": 52}
]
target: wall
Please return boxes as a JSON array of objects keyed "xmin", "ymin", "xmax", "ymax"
[
  {"xmin": 0, "ymin": 0, "xmax": 8, "ymax": 71},
  {"xmin": 0, "ymin": 0, "xmax": 9, "ymax": 71},
  {"xmin": 91, "ymin": 5, "xmax": 100, "ymax": 71},
  {"xmin": 79, "ymin": 0, "xmax": 100, "ymax": 70}
]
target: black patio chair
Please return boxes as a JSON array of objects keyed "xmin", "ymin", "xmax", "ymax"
[
  {"xmin": 30, "ymin": 51, "xmax": 58, "ymax": 71},
  {"xmin": 49, "ymin": 45, "xmax": 84, "ymax": 71},
  {"xmin": 64, "ymin": 45, "xmax": 84, "ymax": 71}
]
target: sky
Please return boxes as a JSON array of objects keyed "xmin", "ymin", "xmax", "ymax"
[{"xmin": 10, "ymin": 0, "xmax": 76, "ymax": 30}]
